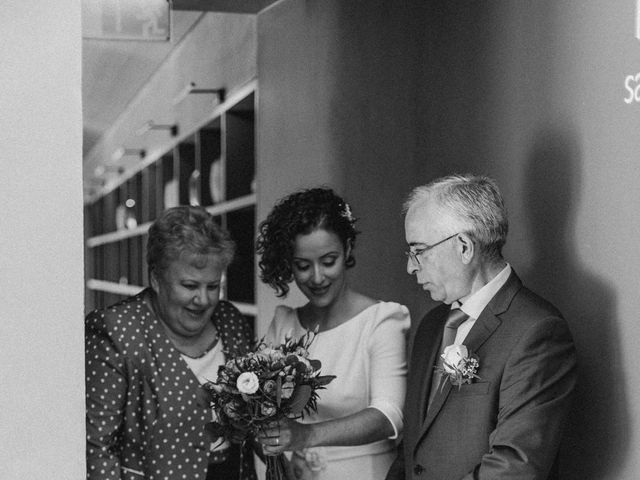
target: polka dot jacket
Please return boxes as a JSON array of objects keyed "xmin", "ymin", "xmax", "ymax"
[{"xmin": 85, "ymin": 288, "xmax": 257, "ymax": 480}]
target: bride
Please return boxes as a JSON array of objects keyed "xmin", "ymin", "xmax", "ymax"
[{"xmin": 255, "ymin": 187, "xmax": 410, "ymax": 480}]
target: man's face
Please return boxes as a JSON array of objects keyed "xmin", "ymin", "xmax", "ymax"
[{"xmin": 404, "ymin": 201, "xmax": 468, "ymax": 304}]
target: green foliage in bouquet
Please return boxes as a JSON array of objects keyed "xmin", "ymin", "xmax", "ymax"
[{"xmin": 202, "ymin": 329, "xmax": 336, "ymax": 439}]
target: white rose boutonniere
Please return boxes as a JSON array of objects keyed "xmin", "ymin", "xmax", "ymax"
[
  {"xmin": 438, "ymin": 344, "xmax": 480, "ymax": 389},
  {"xmin": 304, "ymin": 447, "xmax": 327, "ymax": 472},
  {"xmin": 292, "ymin": 447, "xmax": 327, "ymax": 479}
]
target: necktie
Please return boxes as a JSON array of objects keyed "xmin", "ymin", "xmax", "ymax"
[{"xmin": 427, "ymin": 308, "xmax": 469, "ymax": 410}]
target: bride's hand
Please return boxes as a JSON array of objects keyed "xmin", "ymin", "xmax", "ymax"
[{"xmin": 257, "ymin": 418, "xmax": 311, "ymax": 455}]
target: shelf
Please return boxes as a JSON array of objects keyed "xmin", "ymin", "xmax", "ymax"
[
  {"xmin": 205, "ymin": 193, "xmax": 256, "ymax": 217},
  {"xmin": 87, "ymin": 193, "xmax": 256, "ymax": 248},
  {"xmin": 84, "ymin": 80, "xmax": 258, "ymax": 205},
  {"xmin": 85, "ymin": 87, "xmax": 256, "ymax": 315},
  {"xmin": 86, "ymin": 279, "xmax": 145, "ymax": 297},
  {"xmin": 172, "ymin": 0, "xmax": 281, "ymax": 14},
  {"xmin": 87, "ymin": 222, "xmax": 152, "ymax": 248},
  {"xmin": 86, "ymin": 279, "xmax": 257, "ymax": 316}
]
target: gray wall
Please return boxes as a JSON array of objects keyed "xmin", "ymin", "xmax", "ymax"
[
  {"xmin": 256, "ymin": 0, "xmax": 432, "ymax": 334},
  {"xmin": 418, "ymin": 2, "xmax": 640, "ymax": 478},
  {"xmin": 257, "ymin": 0, "xmax": 640, "ymax": 478}
]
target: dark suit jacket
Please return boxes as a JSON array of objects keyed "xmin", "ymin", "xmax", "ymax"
[
  {"xmin": 85, "ymin": 289, "xmax": 257, "ymax": 480},
  {"xmin": 387, "ymin": 271, "xmax": 576, "ymax": 480}
]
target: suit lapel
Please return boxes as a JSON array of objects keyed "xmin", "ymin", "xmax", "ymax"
[
  {"xmin": 461, "ymin": 310, "xmax": 501, "ymax": 358},
  {"xmin": 415, "ymin": 271, "xmax": 523, "ymax": 449},
  {"xmin": 409, "ymin": 306, "xmax": 448, "ymax": 425},
  {"xmin": 463, "ymin": 270, "xmax": 523, "ymax": 354}
]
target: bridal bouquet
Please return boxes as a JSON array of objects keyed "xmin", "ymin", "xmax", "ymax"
[{"xmin": 201, "ymin": 329, "xmax": 335, "ymax": 480}]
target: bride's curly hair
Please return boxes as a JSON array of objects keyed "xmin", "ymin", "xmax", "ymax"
[{"xmin": 257, "ymin": 187, "xmax": 360, "ymax": 297}]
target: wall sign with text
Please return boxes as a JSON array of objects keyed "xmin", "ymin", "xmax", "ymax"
[
  {"xmin": 82, "ymin": 0, "xmax": 171, "ymax": 41},
  {"xmin": 624, "ymin": 0, "xmax": 640, "ymax": 103},
  {"xmin": 637, "ymin": 0, "xmax": 640, "ymax": 40}
]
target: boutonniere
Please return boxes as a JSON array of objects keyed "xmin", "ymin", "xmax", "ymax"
[
  {"xmin": 302, "ymin": 447, "xmax": 328, "ymax": 473},
  {"xmin": 437, "ymin": 344, "xmax": 480, "ymax": 389}
]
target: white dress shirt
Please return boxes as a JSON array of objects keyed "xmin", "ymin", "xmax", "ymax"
[{"xmin": 453, "ymin": 264, "xmax": 512, "ymax": 345}]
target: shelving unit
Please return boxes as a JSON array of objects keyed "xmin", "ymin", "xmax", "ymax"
[{"xmin": 84, "ymin": 82, "xmax": 257, "ymax": 321}]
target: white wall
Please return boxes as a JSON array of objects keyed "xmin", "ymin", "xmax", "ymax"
[{"xmin": 0, "ymin": 1, "xmax": 85, "ymax": 478}]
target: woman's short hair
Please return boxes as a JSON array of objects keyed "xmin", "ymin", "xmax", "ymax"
[
  {"xmin": 146, "ymin": 206, "xmax": 235, "ymax": 277},
  {"xmin": 256, "ymin": 187, "xmax": 359, "ymax": 297},
  {"xmin": 404, "ymin": 174, "xmax": 509, "ymax": 260}
]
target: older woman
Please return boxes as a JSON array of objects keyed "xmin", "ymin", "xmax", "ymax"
[
  {"xmin": 85, "ymin": 206, "xmax": 256, "ymax": 480},
  {"xmin": 255, "ymin": 188, "xmax": 410, "ymax": 480}
]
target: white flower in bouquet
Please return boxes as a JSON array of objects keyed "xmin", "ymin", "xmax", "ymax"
[
  {"xmin": 237, "ymin": 371, "xmax": 260, "ymax": 394},
  {"xmin": 257, "ymin": 347, "xmax": 285, "ymax": 362}
]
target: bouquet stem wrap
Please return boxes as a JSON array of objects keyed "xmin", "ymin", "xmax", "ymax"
[{"xmin": 265, "ymin": 454, "xmax": 289, "ymax": 480}]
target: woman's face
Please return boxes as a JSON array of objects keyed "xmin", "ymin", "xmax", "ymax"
[
  {"xmin": 151, "ymin": 252, "xmax": 223, "ymax": 339},
  {"xmin": 291, "ymin": 229, "xmax": 349, "ymax": 308}
]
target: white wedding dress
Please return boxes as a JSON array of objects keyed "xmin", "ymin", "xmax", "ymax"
[{"xmin": 265, "ymin": 302, "xmax": 410, "ymax": 480}]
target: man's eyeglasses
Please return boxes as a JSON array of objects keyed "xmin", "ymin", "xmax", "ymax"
[{"xmin": 405, "ymin": 233, "xmax": 459, "ymax": 266}]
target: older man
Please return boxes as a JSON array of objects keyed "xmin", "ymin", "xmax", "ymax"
[{"xmin": 387, "ymin": 174, "xmax": 576, "ymax": 480}]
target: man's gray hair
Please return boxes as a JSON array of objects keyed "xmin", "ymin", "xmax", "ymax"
[{"xmin": 404, "ymin": 174, "xmax": 509, "ymax": 260}]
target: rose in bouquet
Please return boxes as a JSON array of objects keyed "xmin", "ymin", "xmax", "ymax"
[{"xmin": 201, "ymin": 329, "xmax": 335, "ymax": 480}]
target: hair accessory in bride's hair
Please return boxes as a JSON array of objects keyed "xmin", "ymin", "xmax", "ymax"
[{"xmin": 341, "ymin": 202, "xmax": 355, "ymax": 223}]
